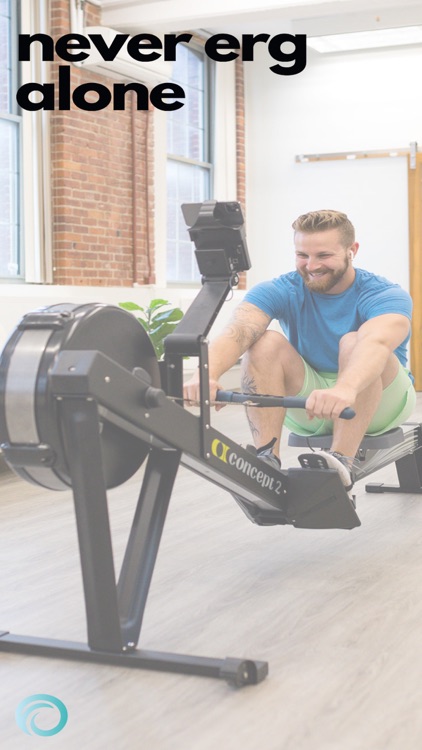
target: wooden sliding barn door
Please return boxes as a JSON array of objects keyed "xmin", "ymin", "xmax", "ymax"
[{"xmin": 408, "ymin": 152, "xmax": 422, "ymax": 390}]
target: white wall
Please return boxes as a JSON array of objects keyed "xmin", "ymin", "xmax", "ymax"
[{"xmin": 244, "ymin": 44, "xmax": 422, "ymax": 290}]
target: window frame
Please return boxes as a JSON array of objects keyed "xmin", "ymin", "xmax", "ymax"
[
  {"xmin": 17, "ymin": 0, "xmax": 53, "ymax": 284},
  {"xmin": 166, "ymin": 41, "xmax": 215, "ymax": 286},
  {"xmin": 0, "ymin": 0, "xmax": 24, "ymax": 282}
]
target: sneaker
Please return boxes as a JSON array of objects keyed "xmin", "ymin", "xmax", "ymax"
[
  {"xmin": 257, "ymin": 446, "xmax": 282, "ymax": 471},
  {"xmin": 246, "ymin": 438, "xmax": 281, "ymax": 471}
]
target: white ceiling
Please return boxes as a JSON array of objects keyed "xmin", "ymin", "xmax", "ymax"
[{"xmin": 96, "ymin": 0, "xmax": 422, "ymax": 38}]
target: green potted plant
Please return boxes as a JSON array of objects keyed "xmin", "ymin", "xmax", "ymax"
[{"xmin": 119, "ymin": 298, "xmax": 184, "ymax": 361}]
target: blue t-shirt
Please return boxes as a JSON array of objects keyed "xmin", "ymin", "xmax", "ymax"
[{"xmin": 244, "ymin": 268, "xmax": 412, "ymax": 373}]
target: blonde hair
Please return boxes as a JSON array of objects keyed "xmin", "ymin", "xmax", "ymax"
[{"xmin": 292, "ymin": 210, "xmax": 355, "ymax": 248}]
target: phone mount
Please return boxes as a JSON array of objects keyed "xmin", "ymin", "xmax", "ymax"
[
  {"xmin": 164, "ymin": 201, "xmax": 251, "ymax": 406},
  {"xmin": 181, "ymin": 200, "xmax": 251, "ymax": 280}
]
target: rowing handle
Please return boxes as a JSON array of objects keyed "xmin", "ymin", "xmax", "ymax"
[{"xmin": 215, "ymin": 391, "xmax": 355, "ymax": 420}]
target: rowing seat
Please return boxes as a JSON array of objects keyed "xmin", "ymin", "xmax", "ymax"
[{"xmin": 288, "ymin": 427, "xmax": 404, "ymax": 451}]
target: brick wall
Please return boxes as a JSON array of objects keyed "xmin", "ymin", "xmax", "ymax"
[
  {"xmin": 49, "ymin": 1, "xmax": 246, "ymax": 287},
  {"xmin": 50, "ymin": 0, "xmax": 155, "ymax": 286}
]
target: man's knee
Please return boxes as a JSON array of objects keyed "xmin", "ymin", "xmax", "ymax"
[
  {"xmin": 338, "ymin": 331, "xmax": 360, "ymax": 368},
  {"xmin": 339, "ymin": 331, "xmax": 358, "ymax": 357},
  {"xmin": 339, "ymin": 331, "xmax": 400, "ymax": 388},
  {"xmin": 243, "ymin": 330, "xmax": 290, "ymax": 368}
]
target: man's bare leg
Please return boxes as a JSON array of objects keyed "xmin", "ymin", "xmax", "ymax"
[
  {"xmin": 331, "ymin": 332, "xmax": 400, "ymax": 460},
  {"xmin": 240, "ymin": 331, "xmax": 305, "ymax": 459},
  {"xmin": 241, "ymin": 329, "xmax": 401, "ymax": 467}
]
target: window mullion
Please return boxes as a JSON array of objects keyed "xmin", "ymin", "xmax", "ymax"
[{"xmin": 166, "ymin": 42, "xmax": 213, "ymax": 284}]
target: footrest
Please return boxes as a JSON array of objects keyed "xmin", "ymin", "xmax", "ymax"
[
  {"xmin": 286, "ymin": 466, "xmax": 360, "ymax": 530},
  {"xmin": 298, "ymin": 453, "xmax": 356, "ymax": 509},
  {"xmin": 298, "ymin": 453, "xmax": 330, "ymax": 470}
]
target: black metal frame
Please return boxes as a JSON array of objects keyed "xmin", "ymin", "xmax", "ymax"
[
  {"xmin": 0, "ymin": 384, "xmax": 267, "ymax": 686},
  {"xmin": 365, "ymin": 424, "xmax": 422, "ymax": 494},
  {"xmin": 0, "ymin": 204, "xmax": 269, "ymax": 687}
]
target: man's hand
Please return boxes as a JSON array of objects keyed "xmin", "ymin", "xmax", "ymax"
[
  {"xmin": 182, "ymin": 302, "xmax": 271, "ymax": 411},
  {"xmin": 182, "ymin": 302, "xmax": 270, "ymax": 410},
  {"xmin": 183, "ymin": 373, "xmax": 225, "ymax": 410},
  {"xmin": 305, "ymin": 384, "xmax": 357, "ymax": 421}
]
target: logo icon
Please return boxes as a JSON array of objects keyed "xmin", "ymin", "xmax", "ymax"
[
  {"xmin": 211, "ymin": 438, "xmax": 230, "ymax": 463},
  {"xmin": 15, "ymin": 694, "xmax": 68, "ymax": 737}
]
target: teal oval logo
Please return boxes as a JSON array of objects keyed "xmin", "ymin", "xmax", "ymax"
[{"xmin": 15, "ymin": 694, "xmax": 68, "ymax": 736}]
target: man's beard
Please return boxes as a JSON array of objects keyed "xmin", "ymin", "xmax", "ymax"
[{"xmin": 299, "ymin": 257, "xmax": 350, "ymax": 293}]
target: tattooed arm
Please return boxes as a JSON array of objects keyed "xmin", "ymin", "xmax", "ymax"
[
  {"xmin": 183, "ymin": 302, "xmax": 271, "ymax": 405},
  {"xmin": 208, "ymin": 302, "xmax": 271, "ymax": 378}
]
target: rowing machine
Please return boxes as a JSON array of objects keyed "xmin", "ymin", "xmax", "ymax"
[{"xmin": 0, "ymin": 200, "xmax": 418, "ymax": 686}]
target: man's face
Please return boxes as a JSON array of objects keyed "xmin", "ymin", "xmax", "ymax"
[{"xmin": 294, "ymin": 229, "xmax": 357, "ymax": 294}]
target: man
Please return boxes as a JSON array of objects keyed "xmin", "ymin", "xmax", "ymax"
[{"xmin": 183, "ymin": 210, "xmax": 416, "ymax": 493}]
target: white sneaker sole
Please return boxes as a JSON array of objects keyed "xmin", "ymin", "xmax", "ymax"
[{"xmin": 317, "ymin": 451, "xmax": 353, "ymax": 490}]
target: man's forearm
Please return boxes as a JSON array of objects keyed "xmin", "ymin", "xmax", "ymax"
[
  {"xmin": 208, "ymin": 302, "xmax": 271, "ymax": 381},
  {"xmin": 336, "ymin": 338, "xmax": 393, "ymax": 393},
  {"xmin": 336, "ymin": 315, "xmax": 410, "ymax": 395},
  {"xmin": 208, "ymin": 336, "xmax": 244, "ymax": 381},
  {"xmin": 184, "ymin": 302, "xmax": 271, "ymax": 395}
]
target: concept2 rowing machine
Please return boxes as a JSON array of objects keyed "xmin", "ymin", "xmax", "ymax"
[{"xmin": 0, "ymin": 200, "xmax": 420, "ymax": 687}]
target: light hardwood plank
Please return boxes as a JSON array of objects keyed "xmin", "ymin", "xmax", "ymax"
[{"xmin": 0, "ymin": 396, "xmax": 422, "ymax": 749}]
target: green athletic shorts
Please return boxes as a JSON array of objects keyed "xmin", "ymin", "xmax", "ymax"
[{"xmin": 284, "ymin": 358, "xmax": 417, "ymax": 437}]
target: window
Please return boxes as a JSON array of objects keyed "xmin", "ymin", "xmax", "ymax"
[
  {"xmin": 166, "ymin": 43, "xmax": 213, "ymax": 283},
  {"xmin": 0, "ymin": 0, "xmax": 21, "ymax": 279}
]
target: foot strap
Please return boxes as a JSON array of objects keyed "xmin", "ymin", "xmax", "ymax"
[{"xmin": 298, "ymin": 453, "xmax": 329, "ymax": 470}]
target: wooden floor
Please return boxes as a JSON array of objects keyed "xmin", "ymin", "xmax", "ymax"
[{"xmin": 1, "ymin": 395, "xmax": 422, "ymax": 749}]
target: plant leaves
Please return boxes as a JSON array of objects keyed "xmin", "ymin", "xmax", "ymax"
[
  {"xmin": 154, "ymin": 341, "xmax": 165, "ymax": 359},
  {"xmin": 149, "ymin": 322, "xmax": 179, "ymax": 342},
  {"xmin": 119, "ymin": 301, "xmax": 144, "ymax": 312},
  {"xmin": 149, "ymin": 298, "xmax": 171, "ymax": 309},
  {"xmin": 118, "ymin": 298, "xmax": 184, "ymax": 359},
  {"xmin": 151, "ymin": 308, "xmax": 184, "ymax": 324}
]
